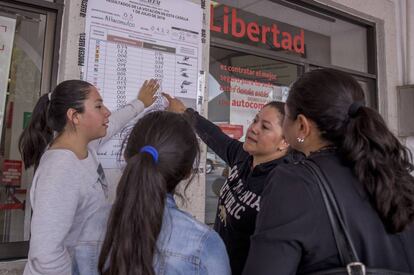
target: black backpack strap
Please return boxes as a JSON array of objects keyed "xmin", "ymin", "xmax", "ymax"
[{"xmin": 302, "ymin": 160, "xmax": 360, "ymax": 265}]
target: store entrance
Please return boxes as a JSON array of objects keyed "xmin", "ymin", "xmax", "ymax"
[{"xmin": 0, "ymin": 1, "xmax": 58, "ymax": 260}]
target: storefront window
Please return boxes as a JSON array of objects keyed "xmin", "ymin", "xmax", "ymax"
[
  {"xmin": 206, "ymin": 1, "xmax": 377, "ymax": 225},
  {"xmin": 0, "ymin": 1, "xmax": 59, "ymax": 259},
  {"xmin": 205, "ymin": 46, "xmax": 303, "ymax": 225},
  {"xmin": 211, "ymin": 0, "xmax": 372, "ymax": 73}
]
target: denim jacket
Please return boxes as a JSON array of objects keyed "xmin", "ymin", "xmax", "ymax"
[{"xmin": 154, "ymin": 194, "xmax": 231, "ymax": 275}]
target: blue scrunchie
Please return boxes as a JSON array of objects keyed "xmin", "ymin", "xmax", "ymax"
[{"xmin": 140, "ymin": 145, "xmax": 159, "ymax": 164}]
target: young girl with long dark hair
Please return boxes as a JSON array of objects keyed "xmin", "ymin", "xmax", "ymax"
[
  {"xmin": 98, "ymin": 111, "xmax": 230, "ymax": 275},
  {"xmin": 20, "ymin": 79, "xmax": 159, "ymax": 275},
  {"xmin": 243, "ymin": 69, "xmax": 414, "ymax": 274}
]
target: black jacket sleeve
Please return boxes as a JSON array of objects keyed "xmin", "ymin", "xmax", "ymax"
[
  {"xmin": 184, "ymin": 108, "xmax": 245, "ymax": 167},
  {"xmin": 242, "ymin": 164, "xmax": 317, "ymax": 275}
]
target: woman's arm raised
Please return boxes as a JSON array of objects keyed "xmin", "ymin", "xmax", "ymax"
[{"xmin": 164, "ymin": 93, "xmax": 245, "ymax": 166}]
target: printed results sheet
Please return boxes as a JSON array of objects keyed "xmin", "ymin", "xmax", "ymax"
[{"xmin": 83, "ymin": 0, "xmax": 202, "ymax": 168}]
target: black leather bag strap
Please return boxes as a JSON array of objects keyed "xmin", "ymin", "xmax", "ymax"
[{"xmin": 302, "ymin": 160, "xmax": 360, "ymax": 265}]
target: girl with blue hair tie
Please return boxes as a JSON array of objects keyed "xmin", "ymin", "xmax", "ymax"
[{"xmin": 99, "ymin": 111, "xmax": 231, "ymax": 275}]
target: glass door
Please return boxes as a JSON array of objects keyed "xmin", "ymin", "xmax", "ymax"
[{"xmin": 0, "ymin": 1, "xmax": 59, "ymax": 259}]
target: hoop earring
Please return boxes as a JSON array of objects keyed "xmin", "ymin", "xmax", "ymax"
[{"xmin": 297, "ymin": 137, "xmax": 305, "ymax": 143}]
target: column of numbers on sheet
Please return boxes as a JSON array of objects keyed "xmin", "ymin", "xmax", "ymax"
[
  {"xmin": 140, "ymin": 48, "xmax": 175, "ymax": 97},
  {"xmin": 103, "ymin": 41, "xmax": 143, "ymax": 111}
]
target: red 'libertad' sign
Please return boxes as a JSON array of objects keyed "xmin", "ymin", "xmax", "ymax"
[{"xmin": 210, "ymin": 4, "xmax": 305, "ymax": 55}]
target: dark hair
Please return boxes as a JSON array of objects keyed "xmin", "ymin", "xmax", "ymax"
[
  {"xmin": 263, "ymin": 101, "xmax": 285, "ymax": 124},
  {"xmin": 99, "ymin": 111, "xmax": 200, "ymax": 275},
  {"xmin": 287, "ymin": 68, "xmax": 414, "ymax": 233},
  {"xmin": 264, "ymin": 101, "xmax": 285, "ymax": 115},
  {"xmin": 18, "ymin": 80, "xmax": 92, "ymax": 169}
]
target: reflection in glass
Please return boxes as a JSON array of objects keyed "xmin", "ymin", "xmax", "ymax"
[
  {"xmin": 205, "ymin": 46, "xmax": 303, "ymax": 225},
  {"xmin": 0, "ymin": 7, "xmax": 46, "ymax": 243}
]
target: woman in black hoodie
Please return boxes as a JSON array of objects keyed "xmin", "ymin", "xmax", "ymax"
[
  {"xmin": 165, "ymin": 94, "xmax": 301, "ymax": 275},
  {"xmin": 243, "ymin": 69, "xmax": 414, "ymax": 274}
]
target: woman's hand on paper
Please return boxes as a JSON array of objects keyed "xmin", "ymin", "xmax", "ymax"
[{"xmin": 163, "ymin": 93, "xmax": 186, "ymax": 113}]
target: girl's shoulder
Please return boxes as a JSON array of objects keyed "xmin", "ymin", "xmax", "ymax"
[
  {"xmin": 35, "ymin": 149, "xmax": 88, "ymax": 180},
  {"xmin": 38, "ymin": 149, "xmax": 79, "ymax": 166}
]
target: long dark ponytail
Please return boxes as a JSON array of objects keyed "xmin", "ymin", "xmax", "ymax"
[
  {"xmin": 342, "ymin": 106, "xmax": 414, "ymax": 233},
  {"xmin": 287, "ymin": 68, "xmax": 414, "ymax": 233},
  {"xmin": 18, "ymin": 80, "xmax": 92, "ymax": 169},
  {"xmin": 99, "ymin": 111, "xmax": 199, "ymax": 275}
]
